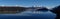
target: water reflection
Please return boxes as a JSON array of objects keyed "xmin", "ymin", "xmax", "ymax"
[{"xmin": 0, "ymin": 10, "xmax": 56, "ymax": 19}]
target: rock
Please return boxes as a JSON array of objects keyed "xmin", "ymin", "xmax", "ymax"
[
  {"xmin": 50, "ymin": 5, "xmax": 60, "ymax": 19},
  {"xmin": 50, "ymin": 5, "xmax": 60, "ymax": 14}
]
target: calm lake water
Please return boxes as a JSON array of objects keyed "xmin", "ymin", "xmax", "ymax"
[{"xmin": 0, "ymin": 10, "xmax": 56, "ymax": 19}]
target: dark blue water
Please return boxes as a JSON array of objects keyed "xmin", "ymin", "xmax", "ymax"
[{"xmin": 0, "ymin": 10, "xmax": 56, "ymax": 19}]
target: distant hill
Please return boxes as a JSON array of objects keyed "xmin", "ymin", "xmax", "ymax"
[
  {"xmin": 35, "ymin": 7, "xmax": 48, "ymax": 11},
  {"xmin": 0, "ymin": 6, "xmax": 26, "ymax": 14}
]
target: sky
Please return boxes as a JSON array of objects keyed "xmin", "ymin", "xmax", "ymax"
[{"xmin": 0, "ymin": 0, "xmax": 60, "ymax": 8}]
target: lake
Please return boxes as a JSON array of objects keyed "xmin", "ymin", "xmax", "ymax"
[{"xmin": 0, "ymin": 10, "xmax": 56, "ymax": 19}]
